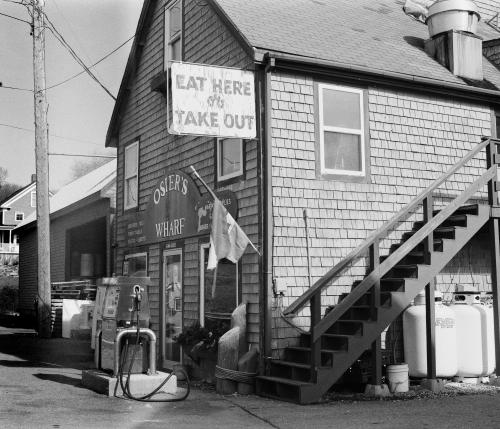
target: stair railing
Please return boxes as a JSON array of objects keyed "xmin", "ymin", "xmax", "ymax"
[{"xmin": 283, "ymin": 137, "xmax": 500, "ymax": 378}]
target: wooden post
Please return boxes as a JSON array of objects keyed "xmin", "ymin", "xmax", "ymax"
[
  {"xmin": 32, "ymin": 0, "xmax": 52, "ymax": 338},
  {"xmin": 423, "ymin": 196, "xmax": 436, "ymax": 379},
  {"xmin": 369, "ymin": 240, "xmax": 381, "ymax": 385},
  {"xmin": 486, "ymin": 139, "xmax": 500, "ymax": 376},
  {"xmin": 310, "ymin": 293, "xmax": 321, "ymax": 382}
]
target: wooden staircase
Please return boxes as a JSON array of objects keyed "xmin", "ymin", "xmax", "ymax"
[{"xmin": 256, "ymin": 138, "xmax": 500, "ymax": 404}]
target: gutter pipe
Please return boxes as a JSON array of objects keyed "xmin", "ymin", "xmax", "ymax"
[{"xmin": 262, "ymin": 55, "xmax": 275, "ymax": 364}]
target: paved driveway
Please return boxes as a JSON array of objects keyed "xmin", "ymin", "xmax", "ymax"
[{"xmin": 1, "ymin": 328, "xmax": 500, "ymax": 429}]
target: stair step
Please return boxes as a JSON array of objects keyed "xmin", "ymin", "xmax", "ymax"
[
  {"xmin": 299, "ymin": 333, "xmax": 351, "ymax": 351},
  {"xmin": 385, "ymin": 264, "xmax": 419, "ymax": 278},
  {"xmin": 327, "ymin": 320, "xmax": 365, "ymax": 336},
  {"xmin": 269, "ymin": 360, "xmax": 317, "ymax": 382},
  {"xmin": 433, "ymin": 203, "xmax": 478, "ymax": 217},
  {"xmin": 339, "ymin": 291, "xmax": 392, "ymax": 307},
  {"xmin": 390, "ymin": 238, "xmax": 443, "ymax": 254},
  {"xmin": 256, "ymin": 375, "xmax": 314, "ymax": 403},
  {"xmin": 403, "ymin": 226, "xmax": 456, "ymax": 241},
  {"xmin": 380, "ymin": 278, "xmax": 406, "ymax": 292},
  {"xmin": 413, "ymin": 214, "xmax": 468, "ymax": 230},
  {"xmin": 285, "ymin": 347, "xmax": 338, "ymax": 366}
]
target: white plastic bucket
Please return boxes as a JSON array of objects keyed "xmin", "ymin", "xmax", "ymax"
[{"xmin": 386, "ymin": 364, "xmax": 409, "ymax": 393}]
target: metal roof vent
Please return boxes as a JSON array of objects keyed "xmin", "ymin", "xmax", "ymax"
[
  {"xmin": 426, "ymin": 0, "xmax": 480, "ymax": 37},
  {"xmin": 424, "ymin": 0, "xmax": 483, "ymax": 81}
]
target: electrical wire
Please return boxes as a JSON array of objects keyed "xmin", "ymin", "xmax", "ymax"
[
  {"xmin": 35, "ymin": 6, "xmax": 117, "ymax": 100},
  {"xmin": 0, "ymin": 10, "xmax": 30, "ymax": 24},
  {"xmin": 46, "ymin": 35, "xmax": 134, "ymax": 91},
  {"xmin": 0, "ymin": 84, "xmax": 32, "ymax": 92},
  {"xmin": 48, "ymin": 153, "xmax": 116, "ymax": 159},
  {"xmin": 0, "ymin": 122, "xmax": 106, "ymax": 146}
]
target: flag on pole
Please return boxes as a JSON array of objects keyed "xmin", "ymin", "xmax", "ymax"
[{"xmin": 207, "ymin": 197, "xmax": 258, "ymax": 270}]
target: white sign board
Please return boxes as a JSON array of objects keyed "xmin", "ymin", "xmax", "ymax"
[{"xmin": 170, "ymin": 62, "xmax": 256, "ymax": 139}]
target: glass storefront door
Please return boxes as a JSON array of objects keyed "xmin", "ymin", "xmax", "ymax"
[{"xmin": 162, "ymin": 249, "xmax": 183, "ymax": 367}]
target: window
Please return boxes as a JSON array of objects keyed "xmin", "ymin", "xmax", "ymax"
[
  {"xmin": 164, "ymin": 0, "xmax": 182, "ymax": 69},
  {"xmin": 217, "ymin": 138, "xmax": 243, "ymax": 182},
  {"xmin": 15, "ymin": 212, "xmax": 24, "ymax": 221},
  {"xmin": 30, "ymin": 191, "xmax": 36, "ymax": 207},
  {"xmin": 124, "ymin": 141, "xmax": 139, "ymax": 210},
  {"xmin": 318, "ymin": 83, "xmax": 366, "ymax": 176},
  {"xmin": 124, "ymin": 252, "xmax": 147, "ymax": 277}
]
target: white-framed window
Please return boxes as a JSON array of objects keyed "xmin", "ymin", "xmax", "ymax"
[
  {"xmin": 124, "ymin": 252, "xmax": 147, "ymax": 277},
  {"xmin": 217, "ymin": 138, "xmax": 243, "ymax": 182},
  {"xmin": 15, "ymin": 212, "xmax": 24, "ymax": 221},
  {"xmin": 318, "ymin": 83, "xmax": 366, "ymax": 176},
  {"xmin": 30, "ymin": 191, "xmax": 36, "ymax": 207},
  {"xmin": 124, "ymin": 141, "xmax": 139, "ymax": 210},
  {"xmin": 164, "ymin": 0, "xmax": 182, "ymax": 69}
]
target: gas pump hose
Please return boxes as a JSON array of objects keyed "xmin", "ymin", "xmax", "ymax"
[{"xmin": 116, "ymin": 307, "xmax": 191, "ymax": 402}]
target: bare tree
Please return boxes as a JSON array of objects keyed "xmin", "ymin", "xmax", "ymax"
[
  {"xmin": 0, "ymin": 168, "xmax": 22, "ymax": 205},
  {"xmin": 67, "ymin": 157, "xmax": 112, "ymax": 183}
]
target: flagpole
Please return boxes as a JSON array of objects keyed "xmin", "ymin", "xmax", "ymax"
[{"xmin": 188, "ymin": 165, "xmax": 261, "ymax": 256}]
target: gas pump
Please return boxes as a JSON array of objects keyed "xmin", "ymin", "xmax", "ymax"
[
  {"xmin": 92, "ymin": 276, "xmax": 189, "ymax": 401},
  {"xmin": 94, "ymin": 276, "xmax": 155, "ymax": 374}
]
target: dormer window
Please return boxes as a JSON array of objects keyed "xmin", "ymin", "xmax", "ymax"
[{"xmin": 164, "ymin": 0, "xmax": 182, "ymax": 69}]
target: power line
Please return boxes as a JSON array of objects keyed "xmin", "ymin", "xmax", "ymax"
[
  {"xmin": 48, "ymin": 153, "xmax": 116, "ymax": 158},
  {"xmin": 41, "ymin": 10, "xmax": 117, "ymax": 100},
  {"xmin": 0, "ymin": 10, "xmax": 31, "ymax": 24},
  {"xmin": 0, "ymin": 122, "xmax": 107, "ymax": 146},
  {"xmin": 0, "ymin": 34, "xmax": 134, "ymax": 93},
  {"xmin": 45, "ymin": 35, "xmax": 134, "ymax": 90}
]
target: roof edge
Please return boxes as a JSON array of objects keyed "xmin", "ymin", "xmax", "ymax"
[
  {"xmin": 105, "ymin": 0, "xmax": 156, "ymax": 148},
  {"xmin": 264, "ymin": 50, "xmax": 500, "ymax": 104}
]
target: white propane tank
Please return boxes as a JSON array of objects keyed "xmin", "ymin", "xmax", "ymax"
[
  {"xmin": 403, "ymin": 291, "xmax": 458, "ymax": 378},
  {"xmin": 451, "ymin": 292, "xmax": 483, "ymax": 377},
  {"xmin": 474, "ymin": 294, "xmax": 495, "ymax": 376}
]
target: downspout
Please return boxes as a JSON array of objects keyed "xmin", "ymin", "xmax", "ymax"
[{"xmin": 262, "ymin": 54, "xmax": 275, "ymax": 366}]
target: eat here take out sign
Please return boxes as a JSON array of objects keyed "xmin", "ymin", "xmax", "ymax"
[{"xmin": 170, "ymin": 62, "xmax": 256, "ymax": 139}]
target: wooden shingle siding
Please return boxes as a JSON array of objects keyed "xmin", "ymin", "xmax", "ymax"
[
  {"xmin": 114, "ymin": 0, "xmax": 260, "ymax": 348},
  {"xmin": 270, "ymin": 71, "xmax": 492, "ymax": 349}
]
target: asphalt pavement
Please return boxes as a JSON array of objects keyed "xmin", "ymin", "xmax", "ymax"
[{"xmin": 2, "ymin": 326, "xmax": 500, "ymax": 429}]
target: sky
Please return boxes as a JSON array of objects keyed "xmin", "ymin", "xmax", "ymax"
[{"xmin": 0, "ymin": 0, "xmax": 143, "ymax": 190}]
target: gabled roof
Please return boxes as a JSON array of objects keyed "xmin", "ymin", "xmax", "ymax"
[
  {"xmin": 0, "ymin": 181, "xmax": 36, "ymax": 208},
  {"xmin": 106, "ymin": 0, "xmax": 500, "ymax": 147},
  {"xmin": 16, "ymin": 160, "xmax": 116, "ymax": 231}
]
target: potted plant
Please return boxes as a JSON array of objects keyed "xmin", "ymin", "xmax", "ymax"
[{"xmin": 175, "ymin": 319, "xmax": 229, "ymax": 383}]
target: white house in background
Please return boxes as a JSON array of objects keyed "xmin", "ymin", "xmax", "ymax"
[{"xmin": 0, "ymin": 175, "xmax": 38, "ymax": 255}]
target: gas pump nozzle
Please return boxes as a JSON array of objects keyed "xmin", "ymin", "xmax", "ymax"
[{"xmin": 133, "ymin": 285, "xmax": 142, "ymax": 312}]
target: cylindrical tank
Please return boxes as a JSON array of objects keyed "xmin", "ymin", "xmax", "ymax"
[
  {"xmin": 474, "ymin": 295, "xmax": 495, "ymax": 376},
  {"xmin": 427, "ymin": 0, "xmax": 480, "ymax": 37},
  {"xmin": 81, "ymin": 253, "xmax": 94, "ymax": 277},
  {"xmin": 403, "ymin": 291, "xmax": 458, "ymax": 378},
  {"xmin": 450, "ymin": 293, "xmax": 483, "ymax": 377}
]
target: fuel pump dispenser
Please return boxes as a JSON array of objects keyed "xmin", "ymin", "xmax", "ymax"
[{"xmin": 87, "ymin": 276, "xmax": 189, "ymax": 401}]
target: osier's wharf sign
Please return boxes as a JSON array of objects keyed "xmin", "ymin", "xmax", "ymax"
[
  {"xmin": 170, "ymin": 62, "xmax": 256, "ymax": 139},
  {"xmin": 139, "ymin": 170, "xmax": 237, "ymax": 244}
]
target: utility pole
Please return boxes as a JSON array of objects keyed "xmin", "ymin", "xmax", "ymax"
[{"xmin": 32, "ymin": 0, "xmax": 51, "ymax": 338}]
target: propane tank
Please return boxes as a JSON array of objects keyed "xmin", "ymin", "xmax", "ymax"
[
  {"xmin": 474, "ymin": 294, "xmax": 495, "ymax": 376},
  {"xmin": 450, "ymin": 292, "xmax": 483, "ymax": 377},
  {"xmin": 403, "ymin": 290, "xmax": 458, "ymax": 378}
]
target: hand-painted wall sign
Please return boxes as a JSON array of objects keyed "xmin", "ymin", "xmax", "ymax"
[
  {"xmin": 140, "ymin": 170, "xmax": 239, "ymax": 244},
  {"xmin": 195, "ymin": 189, "xmax": 238, "ymax": 233},
  {"xmin": 142, "ymin": 170, "xmax": 201, "ymax": 243}
]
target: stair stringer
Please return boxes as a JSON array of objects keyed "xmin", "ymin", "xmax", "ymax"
[{"xmin": 299, "ymin": 204, "xmax": 490, "ymax": 403}]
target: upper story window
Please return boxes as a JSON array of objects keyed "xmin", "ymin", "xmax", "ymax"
[
  {"xmin": 164, "ymin": 0, "xmax": 182, "ymax": 69},
  {"xmin": 124, "ymin": 141, "xmax": 139, "ymax": 210},
  {"xmin": 30, "ymin": 191, "xmax": 36, "ymax": 207},
  {"xmin": 15, "ymin": 212, "xmax": 24, "ymax": 222},
  {"xmin": 318, "ymin": 83, "xmax": 366, "ymax": 177},
  {"xmin": 217, "ymin": 138, "xmax": 243, "ymax": 182}
]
